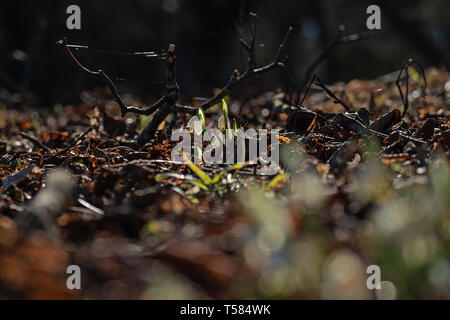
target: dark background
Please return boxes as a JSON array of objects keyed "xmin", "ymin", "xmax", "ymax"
[{"xmin": 0, "ymin": 0, "xmax": 449, "ymax": 108}]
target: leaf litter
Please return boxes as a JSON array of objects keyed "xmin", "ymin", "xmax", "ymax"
[{"xmin": 0, "ymin": 66, "xmax": 448, "ymax": 299}]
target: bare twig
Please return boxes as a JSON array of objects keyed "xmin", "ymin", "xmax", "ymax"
[
  {"xmin": 193, "ymin": 13, "xmax": 293, "ymax": 112},
  {"xmin": 296, "ymin": 32, "xmax": 369, "ymax": 107},
  {"xmin": 297, "ymin": 74, "xmax": 317, "ymax": 108},
  {"xmin": 57, "ymin": 38, "xmax": 164, "ymax": 117},
  {"xmin": 19, "ymin": 131, "xmax": 50, "ymax": 152},
  {"xmin": 396, "ymin": 58, "xmax": 427, "ymax": 117},
  {"xmin": 52, "ymin": 125, "xmax": 95, "ymax": 157},
  {"xmin": 313, "ymin": 76, "xmax": 350, "ymax": 111},
  {"xmin": 137, "ymin": 44, "xmax": 179, "ymax": 145},
  {"xmin": 59, "ymin": 37, "xmax": 178, "ymax": 144},
  {"xmin": 59, "ymin": 13, "xmax": 293, "ymax": 145}
]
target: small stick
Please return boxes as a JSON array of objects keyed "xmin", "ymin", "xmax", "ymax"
[
  {"xmin": 137, "ymin": 44, "xmax": 179, "ymax": 144},
  {"xmin": 59, "ymin": 13, "xmax": 294, "ymax": 145},
  {"xmin": 194, "ymin": 14, "xmax": 293, "ymax": 112},
  {"xmin": 296, "ymin": 32, "xmax": 369, "ymax": 107},
  {"xmin": 19, "ymin": 131, "xmax": 50, "ymax": 152},
  {"xmin": 396, "ymin": 58, "xmax": 427, "ymax": 117},
  {"xmin": 313, "ymin": 76, "xmax": 350, "ymax": 111},
  {"xmin": 57, "ymin": 38, "xmax": 164, "ymax": 117},
  {"xmin": 297, "ymin": 74, "xmax": 317, "ymax": 108},
  {"xmin": 52, "ymin": 125, "xmax": 95, "ymax": 157}
]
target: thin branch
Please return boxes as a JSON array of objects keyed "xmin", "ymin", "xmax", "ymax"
[
  {"xmin": 297, "ymin": 74, "xmax": 317, "ymax": 108},
  {"xmin": 174, "ymin": 104, "xmax": 198, "ymax": 114},
  {"xmin": 195, "ymin": 14, "xmax": 293, "ymax": 112},
  {"xmin": 51, "ymin": 125, "xmax": 95, "ymax": 158},
  {"xmin": 296, "ymin": 32, "xmax": 369, "ymax": 107},
  {"xmin": 314, "ymin": 76, "xmax": 350, "ymax": 111},
  {"xmin": 19, "ymin": 132, "xmax": 51, "ymax": 152},
  {"xmin": 137, "ymin": 109, "xmax": 169, "ymax": 146},
  {"xmin": 57, "ymin": 38, "xmax": 163, "ymax": 117},
  {"xmin": 136, "ymin": 44, "xmax": 178, "ymax": 145},
  {"xmin": 396, "ymin": 58, "xmax": 427, "ymax": 117},
  {"xmin": 59, "ymin": 14, "xmax": 293, "ymax": 146},
  {"xmin": 241, "ymin": 12, "xmax": 258, "ymax": 75}
]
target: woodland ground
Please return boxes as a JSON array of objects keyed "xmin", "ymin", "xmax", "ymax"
[{"xmin": 0, "ymin": 66, "xmax": 449, "ymax": 299}]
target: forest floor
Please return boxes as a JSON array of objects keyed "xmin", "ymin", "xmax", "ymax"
[{"xmin": 0, "ymin": 67, "xmax": 449, "ymax": 299}]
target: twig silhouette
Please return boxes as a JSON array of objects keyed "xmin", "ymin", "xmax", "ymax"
[{"xmin": 58, "ymin": 13, "xmax": 293, "ymax": 145}]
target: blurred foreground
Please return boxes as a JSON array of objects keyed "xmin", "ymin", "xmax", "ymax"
[{"xmin": 0, "ymin": 67, "xmax": 449, "ymax": 299}]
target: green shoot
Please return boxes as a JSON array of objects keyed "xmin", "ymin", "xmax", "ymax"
[
  {"xmin": 222, "ymin": 99, "xmax": 230, "ymax": 130},
  {"xmin": 183, "ymin": 153, "xmax": 212, "ymax": 185},
  {"xmin": 197, "ymin": 107, "xmax": 207, "ymax": 132},
  {"xmin": 266, "ymin": 172, "xmax": 289, "ymax": 191}
]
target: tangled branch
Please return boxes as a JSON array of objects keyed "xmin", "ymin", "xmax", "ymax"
[
  {"xmin": 58, "ymin": 13, "xmax": 292, "ymax": 145},
  {"xmin": 188, "ymin": 13, "xmax": 293, "ymax": 112}
]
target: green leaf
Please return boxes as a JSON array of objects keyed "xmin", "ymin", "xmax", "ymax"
[
  {"xmin": 222, "ymin": 99, "xmax": 230, "ymax": 130},
  {"xmin": 228, "ymin": 163, "xmax": 246, "ymax": 171},
  {"xmin": 183, "ymin": 154, "xmax": 212, "ymax": 186},
  {"xmin": 156, "ymin": 171, "xmax": 210, "ymax": 191},
  {"xmin": 211, "ymin": 172, "xmax": 226, "ymax": 185},
  {"xmin": 155, "ymin": 172, "xmax": 198, "ymax": 182},
  {"xmin": 266, "ymin": 172, "xmax": 289, "ymax": 191},
  {"xmin": 196, "ymin": 108, "xmax": 207, "ymax": 132},
  {"xmin": 156, "ymin": 172, "xmax": 210, "ymax": 191},
  {"xmin": 191, "ymin": 179, "xmax": 210, "ymax": 191},
  {"xmin": 186, "ymin": 195, "xmax": 200, "ymax": 204}
]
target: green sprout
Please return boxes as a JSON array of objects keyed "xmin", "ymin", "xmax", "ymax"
[{"xmin": 196, "ymin": 107, "xmax": 207, "ymax": 132}]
